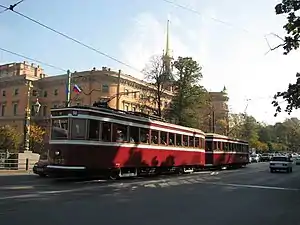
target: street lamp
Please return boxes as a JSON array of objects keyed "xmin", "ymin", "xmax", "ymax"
[{"xmin": 33, "ymin": 98, "xmax": 41, "ymax": 115}]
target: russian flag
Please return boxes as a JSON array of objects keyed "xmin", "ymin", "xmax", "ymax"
[{"xmin": 73, "ymin": 84, "xmax": 82, "ymax": 94}]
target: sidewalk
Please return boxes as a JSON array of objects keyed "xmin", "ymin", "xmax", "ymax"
[{"xmin": 0, "ymin": 170, "xmax": 33, "ymax": 176}]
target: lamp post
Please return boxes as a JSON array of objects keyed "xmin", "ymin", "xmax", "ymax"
[{"xmin": 23, "ymin": 80, "xmax": 41, "ymax": 153}]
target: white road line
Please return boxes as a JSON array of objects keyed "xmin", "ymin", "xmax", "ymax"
[{"xmin": 199, "ymin": 181, "xmax": 300, "ymax": 191}]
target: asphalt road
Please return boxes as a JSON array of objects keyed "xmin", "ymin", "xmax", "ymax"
[{"xmin": 0, "ymin": 163, "xmax": 300, "ymax": 225}]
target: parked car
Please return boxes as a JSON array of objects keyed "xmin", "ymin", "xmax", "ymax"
[
  {"xmin": 269, "ymin": 156, "xmax": 293, "ymax": 173},
  {"xmin": 33, "ymin": 155, "xmax": 49, "ymax": 177}
]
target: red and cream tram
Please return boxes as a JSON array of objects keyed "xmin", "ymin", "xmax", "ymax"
[{"xmin": 46, "ymin": 104, "xmax": 249, "ymax": 178}]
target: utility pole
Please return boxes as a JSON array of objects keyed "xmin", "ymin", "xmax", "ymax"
[
  {"xmin": 212, "ymin": 110, "xmax": 216, "ymax": 133},
  {"xmin": 66, "ymin": 70, "xmax": 71, "ymax": 107},
  {"xmin": 23, "ymin": 80, "xmax": 32, "ymax": 152},
  {"xmin": 116, "ymin": 70, "xmax": 121, "ymax": 110}
]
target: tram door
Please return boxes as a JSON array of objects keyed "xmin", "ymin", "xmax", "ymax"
[{"xmin": 205, "ymin": 140, "xmax": 214, "ymax": 166}]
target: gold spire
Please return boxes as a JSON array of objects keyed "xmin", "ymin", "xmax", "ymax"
[
  {"xmin": 163, "ymin": 19, "xmax": 172, "ymax": 75},
  {"xmin": 165, "ymin": 19, "xmax": 170, "ymax": 57}
]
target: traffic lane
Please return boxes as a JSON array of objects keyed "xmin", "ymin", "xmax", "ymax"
[
  {"xmin": 0, "ymin": 164, "xmax": 265, "ymax": 199},
  {"xmin": 210, "ymin": 162, "xmax": 300, "ymax": 189},
  {"xmin": 0, "ymin": 176, "xmax": 299, "ymax": 225}
]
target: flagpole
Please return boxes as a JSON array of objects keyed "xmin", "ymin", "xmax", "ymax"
[{"xmin": 66, "ymin": 70, "xmax": 71, "ymax": 107}]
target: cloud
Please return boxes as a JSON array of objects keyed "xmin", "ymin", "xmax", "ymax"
[{"xmin": 119, "ymin": 2, "xmax": 300, "ymax": 125}]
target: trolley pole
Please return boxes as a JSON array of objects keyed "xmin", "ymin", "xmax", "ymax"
[
  {"xmin": 66, "ymin": 70, "xmax": 71, "ymax": 107},
  {"xmin": 116, "ymin": 70, "xmax": 121, "ymax": 110}
]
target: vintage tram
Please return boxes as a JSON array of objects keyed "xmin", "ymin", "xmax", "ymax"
[{"xmin": 46, "ymin": 104, "xmax": 249, "ymax": 178}]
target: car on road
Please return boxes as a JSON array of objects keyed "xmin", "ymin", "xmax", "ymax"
[
  {"xmin": 33, "ymin": 155, "xmax": 49, "ymax": 177},
  {"xmin": 250, "ymin": 154, "xmax": 260, "ymax": 163},
  {"xmin": 269, "ymin": 156, "xmax": 293, "ymax": 173},
  {"xmin": 295, "ymin": 156, "xmax": 300, "ymax": 165},
  {"xmin": 260, "ymin": 153, "xmax": 271, "ymax": 162}
]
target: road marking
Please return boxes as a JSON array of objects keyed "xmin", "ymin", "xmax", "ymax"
[
  {"xmin": 0, "ymin": 185, "xmax": 34, "ymax": 190},
  {"xmin": 199, "ymin": 181, "xmax": 300, "ymax": 191},
  {"xmin": 144, "ymin": 184, "xmax": 156, "ymax": 188},
  {"xmin": 158, "ymin": 182, "xmax": 169, "ymax": 187}
]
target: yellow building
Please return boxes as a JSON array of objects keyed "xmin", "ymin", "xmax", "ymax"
[{"xmin": 0, "ymin": 61, "xmax": 229, "ymax": 139}]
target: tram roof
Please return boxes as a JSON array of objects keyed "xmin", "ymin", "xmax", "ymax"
[
  {"xmin": 51, "ymin": 106, "xmax": 206, "ymax": 136},
  {"xmin": 205, "ymin": 133, "xmax": 248, "ymax": 143}
]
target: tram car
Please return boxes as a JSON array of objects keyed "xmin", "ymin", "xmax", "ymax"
[{"xmin": 46, "ymin": 103, "xmax": 249, "ymax": 179}]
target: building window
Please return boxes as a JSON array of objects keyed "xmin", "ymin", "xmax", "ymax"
[
  {"xmin": 43, "ymin": 105, "xmax": 47, "ymax": 116},
  {"xmin": 32, "ymin": 90, "xmax": 37, "ymax": 96},
  {"xmin": 1, "ymin": 105, "xmax": 5, "ymax": 116},
  {"xmin": 14, "ymin": 89, "xmax": 19, "ymax": 96},
  {"xmin": 124, "ymin": 89, "xmax": 129, "ymax": 95},
  {"xmin": 53, "ymin": 104, "xmax": 58, "ymax": 108},
  {"xmin": 102, "ymin": 84, "xmax": 109, "ymax": 93},
  {"xmin": 132, "ymin": 106, "xmax": 136, "ymax": 112},
  {"xmin": 54, "ymin": 89, "xmax": 58, "ymax": 96},
  {"xmin": 13, "ymin": 104, "xmax": 18, "ymax": 116},
  {"xmin": 2, "ymin": 90, "xmax": 6, "ymax": 97},
  {"xmin": 133, "ymin": 92, "xmax": 137, "ymax": 98},
  {"xmin": 43, "ymin": 91, "xmax": 47, "ymax": 97}
]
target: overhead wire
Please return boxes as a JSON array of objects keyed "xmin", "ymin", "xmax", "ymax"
[
  {"xmin": 0, "ymin": 0, "xmax": 25, "ymax": 14},
  {"xmin": 0, "ymin": 47, "xmax": 67, "ymax": 72},
  {"xmin": 0, "ymin": 3, "xmax": 140, "ymax": 73}
]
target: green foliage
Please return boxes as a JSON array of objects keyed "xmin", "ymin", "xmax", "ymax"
[
  {"xmin": 0, "ymin": 125, "xmax": 21, "ymax": 153},
  {"xmin": 29, "ymin": 124, "xmax": 46, "ymax": 154},
  {"xmin": 229, "ymin": 113, "xmax": 300, "ymax": 152},
  {"xmin": 272, "ymin": 0, "xmax": 300, "ymax": 116},
  {"xmin": 165, "ymin": 56, "xmax": 208, "ymax": 128}
]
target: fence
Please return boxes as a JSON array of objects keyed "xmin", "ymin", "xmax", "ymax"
[{"xmin": 0, "ymin": 151, "xmax": 40, "ymax": 171}]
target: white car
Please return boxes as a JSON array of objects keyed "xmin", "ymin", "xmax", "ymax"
[{"xmin": 269, "ymin": 156, "xmax": 293, "ymax": 173}]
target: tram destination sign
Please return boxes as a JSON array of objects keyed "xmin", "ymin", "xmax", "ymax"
[{"xmin": 51, "ymin": 110, "xmax": 70, "ymax": 117}]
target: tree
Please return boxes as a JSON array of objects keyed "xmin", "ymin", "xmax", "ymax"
[
  {"xmin": 166, "ymin": 56, "xmax": 207, "ymax": 127},
  {"xmin": 271, "ymin": 0, "xmax": 300, "ymax": 116},
  {"xmin": 29, "ymin": 124, "xmax": 46, "ymax": 154},
  {"xmin": 0, "ymin": 125, "xmax": 21, "ymax": 153},
  {"xmin": 142, "ymin": 55, "xmax": 173, "ymax": 117}
]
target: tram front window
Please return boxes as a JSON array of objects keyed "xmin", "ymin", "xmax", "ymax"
[{"xmin": 51, "ymin": 119, "xmax": 68, "ymax": 140}]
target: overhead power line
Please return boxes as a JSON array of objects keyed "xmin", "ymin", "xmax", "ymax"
[
  {"xmin": 0, "ymin": 47, "xmax": 67, "ymax": 72},
  {"xmin": 0, "ymin": 0, "xmax": 25, "ymax": 14},
  {"xmin": 0, "ymin": 4, "xmax": 140, "ymax": 73},
  {"xmin": 161, "ymin": 0, "xmax": 261, "ymax": 37}
]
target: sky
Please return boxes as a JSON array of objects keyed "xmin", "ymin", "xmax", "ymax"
[{"xmin": 1, "ymin": 0, "xmax": 300, "ymax": 125}]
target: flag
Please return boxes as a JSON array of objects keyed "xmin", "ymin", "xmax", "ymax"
[{"xmin": 73, "ymin": 84, "xmax": 82, "ymax": 94}]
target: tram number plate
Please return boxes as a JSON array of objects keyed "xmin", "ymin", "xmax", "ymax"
[
  {"xmin": 36, "ymin": 168, "xmax": 43, "ymax": 172},
  {"xmin": 121, "ymin": 173, "xmax": 135, "ymax": 177}
]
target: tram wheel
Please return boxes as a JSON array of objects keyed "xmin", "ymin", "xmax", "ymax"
[{"xmin": 109, "ymin": 171, "xmax": 120, "ymax": 180}]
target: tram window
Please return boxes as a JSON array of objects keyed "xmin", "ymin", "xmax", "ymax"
[
  {"xmin": 151, "ymin": 130, "xmax": 159, "ymax": 144},
  {"xmin": 160, "ymin": 131, "xmax": 167, "ymax": 145},
  {"xmin": 102, "ymin": 122, "xmax": 112, "ymax": 142},
  {"xmin": 129, "ymin": 126, "xmax": 139, "ymax": 143},
  {"xmin": 195, "ymin": 137, "xmax": 199, "ymax": 148},
  {"xmin": 51, "ymin": 119, "xmax": 68, "ymax": 140},
  {"xmin": 112, "ymin": 123, "xmax": 128, "ymax": 142},
  {"xmin": 217, "ymin": 142, "xmax": 222, "ymax": 150},
  {"xmin": 169, "ymin": 133, "xmax": 175, "ymax": 146},
  {"xmin": 223, "ymin": 143, "xmax": 228, "ymax": 151},
  {"xmin": 189, "ymin": 136, "xmax": 194, "ymax": 147},
  {"xmin": 88, "ymin": 119, "xmax": 100, "ymax": 140},
  {"xmin": 176, "ymin": 134, "xmax": 182, "ymax": 146},
  {"xmin": 71, "ymin": 119, "xmax": 86, "ymax": 139},
  {"xmin": 183, "ymin": 135, "xmax": 188, "ymax": 147},
  {"xmin": 206, "ymin": 141, "xmax": 212, "ymax": 151},
  {"xmin": 140, "ymin": 128, "xmax": 149, "ymax": 144}
]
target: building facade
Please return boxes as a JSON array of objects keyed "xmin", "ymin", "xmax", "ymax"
[{"xmin": 0, "ymin": 61, "xmax": 229, "ymax": 140}]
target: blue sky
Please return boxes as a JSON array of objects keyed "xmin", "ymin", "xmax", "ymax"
[{"xmin": 1, "ymin": 0, "xmax": 300, "ymax": 124}]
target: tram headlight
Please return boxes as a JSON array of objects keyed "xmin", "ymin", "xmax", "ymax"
[{"xmin": 54, "ymin": 150, "xmax": 60, "ymax": 156}]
